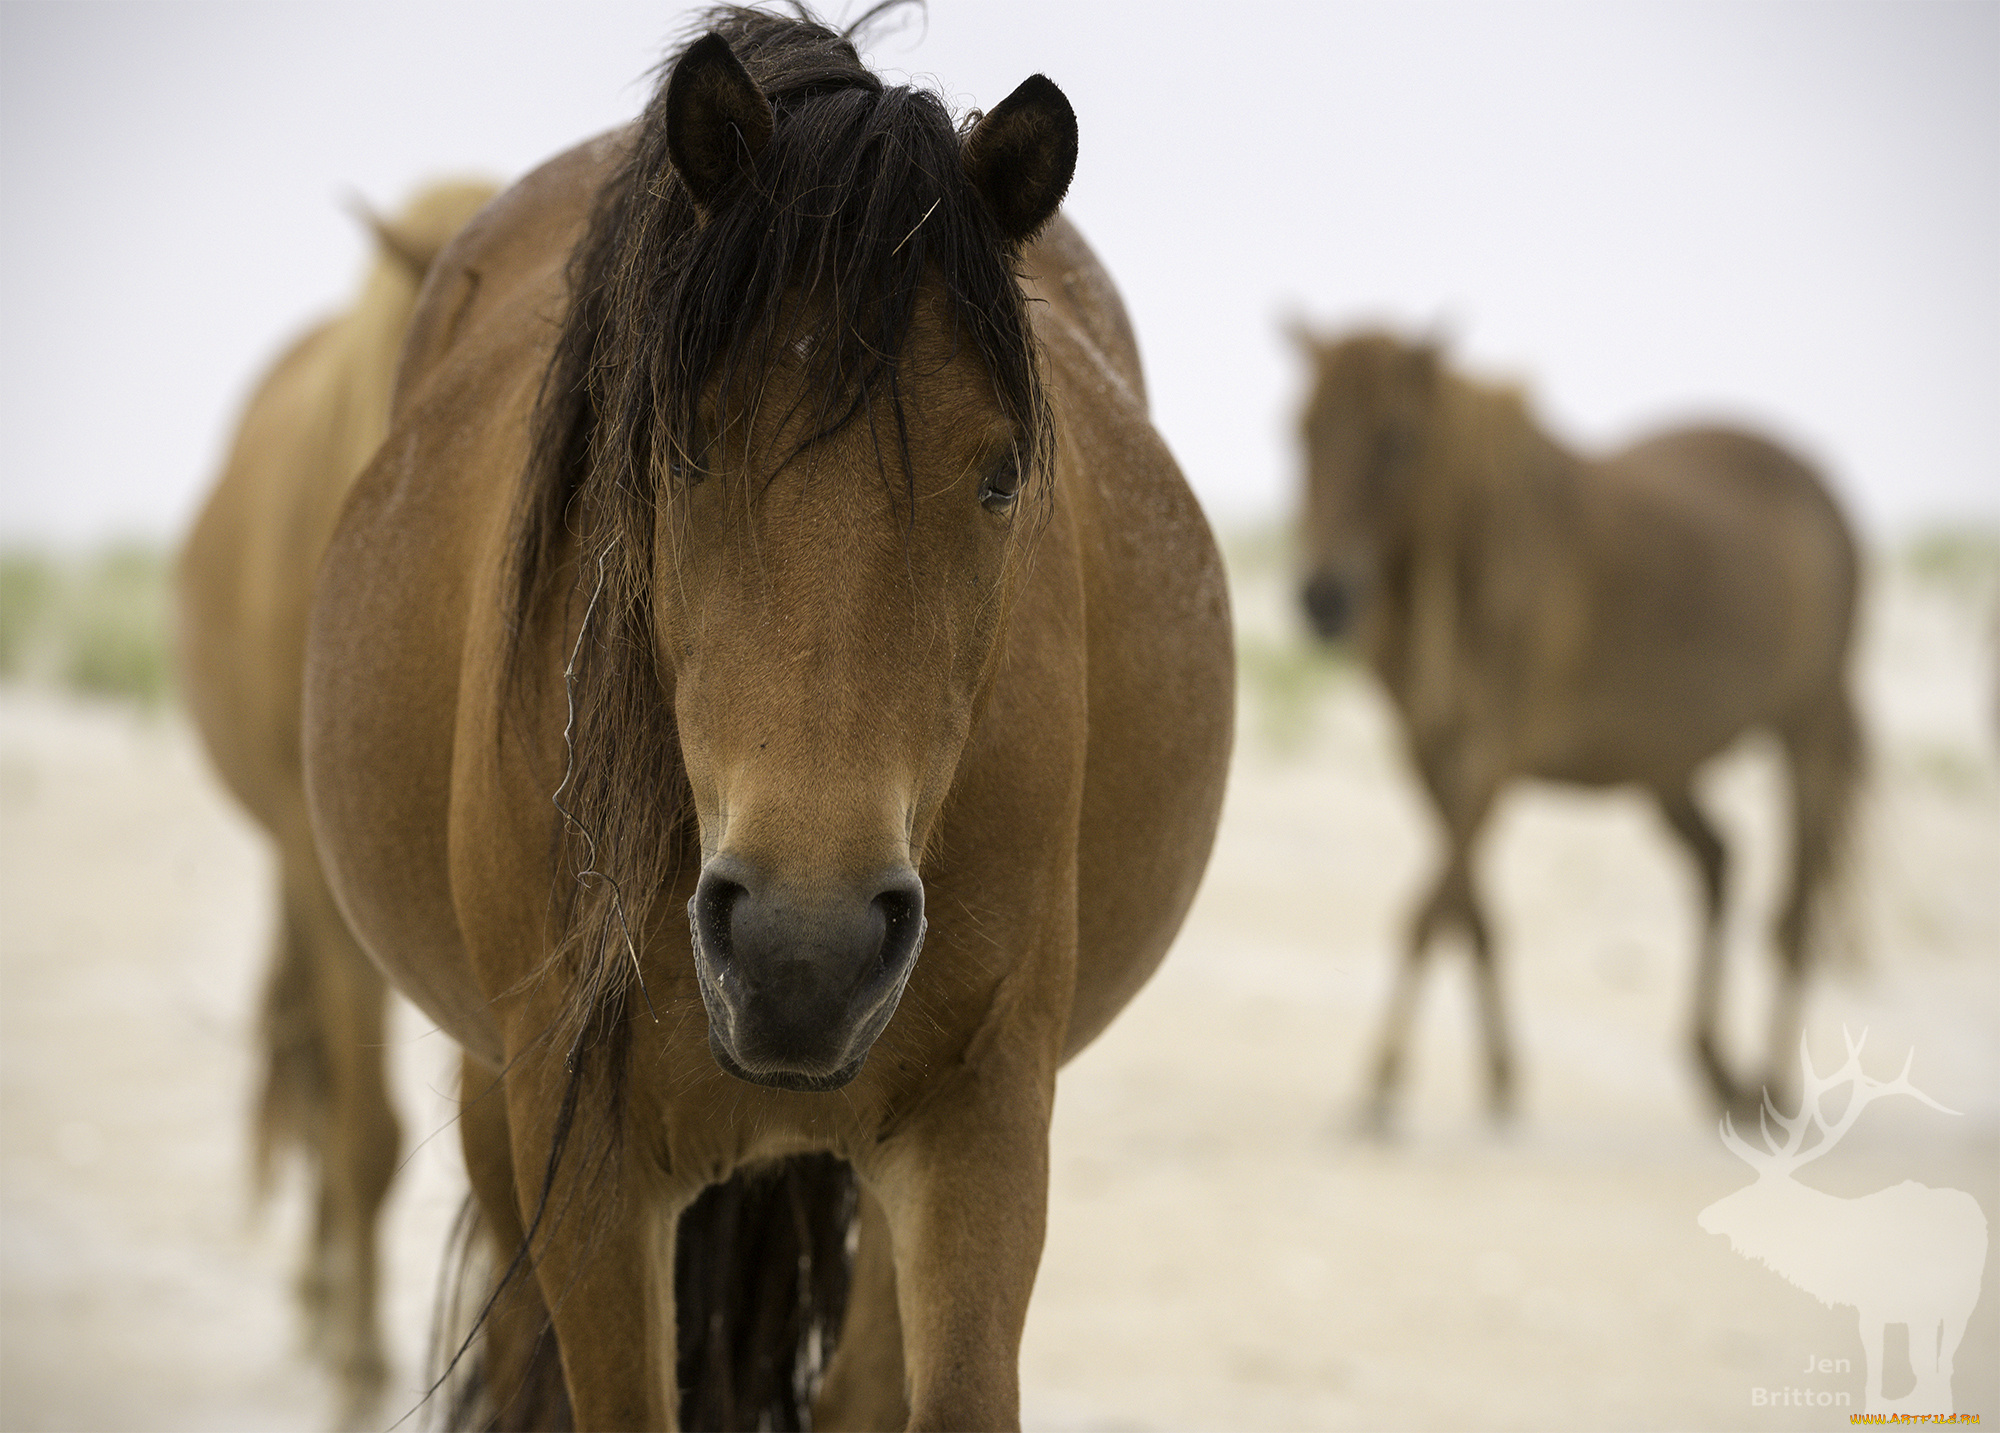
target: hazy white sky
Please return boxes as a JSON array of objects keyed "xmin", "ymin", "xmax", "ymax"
[{"xmin": 2, "ymin": 1, "xmax": 1995, "ymax": 545}]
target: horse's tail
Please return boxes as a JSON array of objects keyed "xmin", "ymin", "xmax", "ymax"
[
  {"xmin": 1781, "ymin": 667, "xmax": 1867, "ymax": 967},
  {"xmin": 1820, "ymin": 677, "xmax": 1867, "ymax": 910},
  {"xmin": 676, "ymin": 1154, "xmax": 859, "ymax": 1432},
  {"xmin": 431, "ymin": 1196, "xmax": 574, "ymax": 1433}
]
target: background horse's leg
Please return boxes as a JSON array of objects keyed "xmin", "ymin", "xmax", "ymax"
[
  {"xmin": 1457, "ymin": 858, "xmax": 1512, "ymax": 1121},
  {"xmin": 1654, "ymin": 785, "xmax": 1740, "ymax": 1114},
  {"xmin": 452, "ymin": 1060, "xmax": 570, "ymax": 1432},
  {"xmin": 1909, "ymin": 1314, "xmax": 1946, "ymax": 1408},
  {"xmin": 1366, "ymin": 757, "xmax": 1501, "ymax": 1128},
  {"xmin": 1363, "ymin": 869, "xmax": 1443, "ymax": 1132},
  {"xmin": 674, "ymin": 1155, "xmax": 856, "ymax": 1431},
  {"xmin": 811, "ymin": 1185, "xmax": 907, "ymax": 1433},
  {"xmin": 1766, "ymin": 692, "xmax": 1864, "ymax": 1107},
  {"xmin": 256, "ymin": 857, "xmax": 398, "ymax": 1425}
]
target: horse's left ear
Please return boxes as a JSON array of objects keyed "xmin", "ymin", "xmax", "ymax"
[
  {"xmin": 666, "ymin": 32, "xmax": 776, "ymax": 219},
  {"xmin": 345, "ymin": 194, "xmax": 436, "ymax": 281},
  {"xmin": 963, "ymin": 75, "xmax": 1077, "ymax": 245}
]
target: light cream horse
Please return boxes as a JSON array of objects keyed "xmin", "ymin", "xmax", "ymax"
[
  {"xmin": 1292, "ymin": 328, "xmax": 1863, "ymax": 1128},
  {"xmin": 177, "ymin": 179, "xmax": 496, "ymax": 1423}
]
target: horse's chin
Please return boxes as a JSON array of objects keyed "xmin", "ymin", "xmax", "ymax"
[{"xmin": 706, "ymin": 1032, "xmax": 869, "ymax": 1092}]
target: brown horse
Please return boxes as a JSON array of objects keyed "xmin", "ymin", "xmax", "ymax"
[
  {"xmin": 1290, "ymin": 327, "xmax": 1861, "ymax": 1129},
  {"xmin": 177, "ymin": 180, "xmax": 498, "ymax": 1421},
  {"xmin": 301, "ymin": 11, "xmax": 1231, "ymax": 1430}
]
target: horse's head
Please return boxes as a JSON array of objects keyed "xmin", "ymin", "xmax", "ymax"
[
  {"xmin": 631, "ymin": 31, "xmax": 1075, "ymax": 1091},
  {"xmin": 1288, "ymin": 327, "xmax": 1440, "ymax": 643}
]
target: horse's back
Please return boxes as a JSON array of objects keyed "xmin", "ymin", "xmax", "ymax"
[
  {"xmin": 1612, "ymin": 425, "xmax": 1855, "ymax": 577},
  {"xmin": 180, "ymin": 182, "xmax": 499, "ymax": 841},
  {"xmin": 1023, "ymin": 224, "xmax": 1234, "ymax": 1058},
  {"xmin": 1608, "ymin": 425, "xmax": 1858, "ymax": 685},
  {"xmin": 1552, "ymin": 424, "xmax": 1858, "ymax": 778},
  {"xmin": 179, "ymin": 318, "xmax": 354, "ymax": 837}
]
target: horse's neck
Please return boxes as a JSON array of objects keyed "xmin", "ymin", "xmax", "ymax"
[{"xmin": 1372, "ymin": 382, "xmax": 1587, "ymax": 734}]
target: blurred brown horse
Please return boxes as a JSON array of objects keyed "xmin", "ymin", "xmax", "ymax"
[
  {"xmin": 1291, "ymin": 328, "xmax": 1861, "ymax": 1128},
  {"xmin": 177, "ymin": 179, "xmax": 497, "ymax": 1422},
  {"xmin": 302, "ymin": 12, "xmax": 1232, "ymax": 1430}
]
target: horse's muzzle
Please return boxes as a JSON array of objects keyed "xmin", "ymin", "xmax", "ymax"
[
  {"xmin": 1301, "ymin": 570, "xmax": 1357, "ymax": 642},
  {"xmin": 688, "ymin": 855, "xmax": 925, "ymax": 1091}
]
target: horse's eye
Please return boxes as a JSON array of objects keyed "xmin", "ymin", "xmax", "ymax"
[{"xmin": 979, "ymin": 452, "xmax": 1022, "ymax": 514}]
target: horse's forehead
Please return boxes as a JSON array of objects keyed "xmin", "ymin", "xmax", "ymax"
[
  {"xmin": 1312, "ymin": 341, "xmax": 1413, "ymax": 409},
  {"xmin": 738, "ymin": 301, "xmax": 1008, "ymax": 448}
]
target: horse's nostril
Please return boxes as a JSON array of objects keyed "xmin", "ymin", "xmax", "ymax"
[
  {"xmin": 693, "ymin": 872, "xmax": 747, "ymax": 965},
  {"xmin": 1302, "ymin": 572, "xmax": 1352, "ymax": 639},
  {"xmin": 875, "ymin": 892, "xmax": 911, "ymax": 964},
  {"xmin": 872, "ymin": 876, "xmax": 926, "ymax": 970}
]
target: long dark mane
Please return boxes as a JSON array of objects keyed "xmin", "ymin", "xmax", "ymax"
[{"xmin": 509, "ymin": 4, "xmax": 1053, "ymax": 1061}]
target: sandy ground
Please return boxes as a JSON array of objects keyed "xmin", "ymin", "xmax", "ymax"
[{"xmin": 2, "ymin": 555, "xmax": 1995, "ymax": 1432}]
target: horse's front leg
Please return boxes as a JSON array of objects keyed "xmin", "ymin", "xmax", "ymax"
[
  {"xmin": 865, "ymin": 1049, "xmax": 1055, "ymax": 1431},
  {"xmin": 502, "ymin": 1071, "xmax": 679, "ymax": 1431},
  {"xmin": 1367, "ymin": 735, "xmax": 1504, "ymax": 1128},
  {"xmin": 812, "ymin": 1184, "xmax": 908, "ymax": 1431}
]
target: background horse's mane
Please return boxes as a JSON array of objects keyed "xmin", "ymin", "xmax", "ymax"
[
  {"xmin": 1337, "ymin": 333, "xmax": 1572, "ymax": 516},
  {"xmin": 1323, "ymin": 334, "xmax": 1586, "ymax": 739}
]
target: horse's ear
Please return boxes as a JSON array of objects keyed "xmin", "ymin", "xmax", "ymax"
[
  {"xmin": 1403, "ymin": 339, "xmax": 1444, "ymax": 400},
  {"xmin": 962, "ymin": 75, "xmax": 1077, "ymax": 245},
  {"xmin": 345, "ymin": 192, "xmax": 434, "ymax": 280},
  {"xmin": 666, "ymin": 32, "xmax": 775, "ymax": 218},
  {"xmin": 1280, "ymin": 311, "xmax": 1320, "ymax": 358}
]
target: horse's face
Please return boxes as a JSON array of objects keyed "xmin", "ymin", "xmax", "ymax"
[
  {"xmin": 1293, "ymin": 332, "xmax": 1438, "ymax": 642},
  {"xmin": 656, "ymin": 288, "xmax": 1033, "ymax": 1092},
  {"xmin": 618, "ymin": 32, "xmax": 1073, "ymax": 1093}
]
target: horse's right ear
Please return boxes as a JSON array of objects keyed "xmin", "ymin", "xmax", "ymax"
[
  {"xmin": 963, "ymin": 75, "xmax": 1078, "ymax": 245},
  {"xmin": 666, "ymin": 33, "xmax": 775, "ymax": 219},
  {"xmin": 1280, "ymin": 311, "xmax": 1320, "ymax": 358}
]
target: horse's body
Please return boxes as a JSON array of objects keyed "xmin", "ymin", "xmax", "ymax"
[
  {"xmin": 176, "ymin": 180, "xmax": 498, "ymax": 1421},
  {"xmin": 303, "ymin": 14, "xmax": 1230, "ymax": 1430},
  {"xmin": 1292, "ymin": 330, "xmax": 1860, "ymax": 1126}
]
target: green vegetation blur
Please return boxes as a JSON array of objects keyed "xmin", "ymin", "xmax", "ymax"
[
  {"xmin": 0, "ymin": 527, "xmax": 1993, "ymax": 725},
  {"xmin": 0, "ymin": 544, "xmax": 173, "ymax": 707}
]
